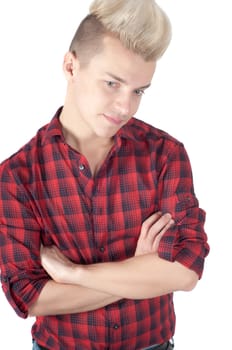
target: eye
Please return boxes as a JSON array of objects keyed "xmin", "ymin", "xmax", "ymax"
[
  {"xmin": 106, "ymin": 81, "xmax": 118, "ymax": 88},
  {"xmin": 135, "ymin": 89, "xmax": 145, "ymax": 96}
]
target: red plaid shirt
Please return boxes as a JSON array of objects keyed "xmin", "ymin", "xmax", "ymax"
[{"xmin": 0, "ymin": 108, "xmax": 209, "ymax": 350}]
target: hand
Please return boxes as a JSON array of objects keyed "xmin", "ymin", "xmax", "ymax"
[
  {"xmin": 40, "ymin": 212, "xmax": 174, "ymax": 283},
  {"xmin": 40, "ymin": 245, "xmax": 77, "ymax": 284},
  {"xmin": 135, "ymin": 212, "xmax": 174, "ymax": 256}
]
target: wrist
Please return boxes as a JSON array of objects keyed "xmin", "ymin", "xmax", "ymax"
[
  {"xmin": 68, "ymin": 264, "xmax": 85, "ymax": 285},
  {"xmin": 56, "ymin": 263, "xmax": 84, "ymax": 285}
]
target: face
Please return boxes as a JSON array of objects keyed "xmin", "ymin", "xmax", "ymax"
[{"xmin": 64, "ymin": 35, "xmax": 156, "ymax": 141}]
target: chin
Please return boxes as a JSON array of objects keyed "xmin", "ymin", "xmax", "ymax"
[
  {"xmin": 94, "ymin": 124, "xmax": 121, "ymax": 139},
  {"xmin": 96, "ymin": 130, "xmax": 118, "ymax": 139}
]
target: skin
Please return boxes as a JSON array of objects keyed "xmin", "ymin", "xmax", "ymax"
[
  {"xmin": 28, "ymin": 35, "xmax": 198, "ymax": 317},
  {"xmin": 40, "ymin": 216, "xmax": 197, "ymax": 301},
  {"xmin": 30, "ymin": 213, "xmax": 174, "ymax": 316},
  {"xmin": 60, "ymin": 35, "xmax": 156, "ymax": 175}
]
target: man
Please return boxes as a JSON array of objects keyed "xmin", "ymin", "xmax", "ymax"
[{"xmin": 0, "ymin": 0, "xmax": 209, "ymax": 349}]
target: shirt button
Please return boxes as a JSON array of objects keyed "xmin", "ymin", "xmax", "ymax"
[
  {"xmin": 99, "ymin": 247, "xmax": 105, "ymax": 253},
  {"xmin": 113, "ymin": 324, "xmax": 119, "ymax": 330},
  {"xmin": 79, "ymin": 164, "xmax": 85, "ymax": 171}
]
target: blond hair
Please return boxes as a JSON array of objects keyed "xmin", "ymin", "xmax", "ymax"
[{"xmin": 69, "ymin": 0, "xmax": 171, "ymax": 64}]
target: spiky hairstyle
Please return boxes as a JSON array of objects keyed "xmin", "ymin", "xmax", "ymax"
[{"xmin": 69, "ymin": 0, "xmax": 171, "ymax": 65}]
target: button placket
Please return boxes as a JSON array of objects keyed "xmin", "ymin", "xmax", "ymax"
[
  {"xmin": 99, "ymin": 246, "xmax": 105, "ymax": 253},
  {"xmin": 79, "ymin": 164, "xmax": 85, "ymax": 171},
  {"xmin": 107, "ymin": 313, "xmax": 122, "ymax": 343},
  {"xmin": 91, "ymin": 181, "xmax": 107, "ymax": 258}
]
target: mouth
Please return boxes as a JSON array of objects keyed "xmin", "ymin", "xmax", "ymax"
[{"xmin": 103, "ymin": 114, "xmax": 124, "ymax": 126}]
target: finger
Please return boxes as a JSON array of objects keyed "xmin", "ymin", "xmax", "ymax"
[
  {"xmin": 152, "ymin": 219, "xmax": 175, "ymax": 251},
  {"xmin": 152, "ymin": 231, "xmax": 164, "ymax": 252},
  {"xmin": 146, "ymin": 213, "xmax": 173, "ymax": 243},
  {"xmin": 140, "ymin": 211, "xmax": 162, "ymax": 239},
  {"xmin": 154, "ymin": 213, "xmax": 173, "ymax": 233},
  {"xmin": 42, "ymin": 245, "xmax": 61, "ymax": 258},
  {"xmin": 51, "ymin": 246, "xmax": 71, "ymax": 262}
]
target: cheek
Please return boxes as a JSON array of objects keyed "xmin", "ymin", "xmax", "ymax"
[
  {"xmin": 93, "ymin": 90, "xmax": 114, "ymax": 111},
  {"xmin": 75, "ymin": 90, "xmax": 107, "ymax": 118},
  {"xmin": 131, "ymin": 97, "xmax": 142, "ymax": 115}
]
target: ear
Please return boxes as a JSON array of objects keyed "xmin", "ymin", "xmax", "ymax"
[{"xmin": 63, "ymin": 52, "xmax": 80, "ymax": 80}]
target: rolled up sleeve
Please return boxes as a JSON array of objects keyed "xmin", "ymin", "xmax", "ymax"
[
  {"xmin": 157, "ymin": 142, "xmax": 210, "ymax": 278},
  {"xmin": 0, "ymin": 164, "xmax": 50, "ymax": 318}
]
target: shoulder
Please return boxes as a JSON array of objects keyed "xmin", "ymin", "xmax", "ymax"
[
  {"xmin": 0, "ymin": 122, "xmax": 49, "ymax": 180},
  {"xmin": 123, "ymin": 117, "xmax": 184, "ymax": 155},
  {"xmin": 0, "ymin": 107, "xmax": 64, "ymax": 173}
]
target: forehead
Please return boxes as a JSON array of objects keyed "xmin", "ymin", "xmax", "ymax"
[{"xmin": 88, "ymin": 35, "xmax": 156, "ymax": 84}]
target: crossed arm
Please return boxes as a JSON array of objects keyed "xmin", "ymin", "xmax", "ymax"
[{"xmin": 29, "ymin": 212, "xmax": 198, "ymax": 317}]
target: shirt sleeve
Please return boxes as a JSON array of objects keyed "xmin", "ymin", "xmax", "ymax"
[
  {"xmin": 0, "ymin": 163, "xmax": 50, "ymax": 318},
  {"xmin": 157, "ymin": 142, "xmax": 210, "ymax": 278}
]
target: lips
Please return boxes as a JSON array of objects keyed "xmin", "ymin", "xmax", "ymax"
[{"xmin": 103, "ymin": 114, "xmax": 123, "ymax": 126}]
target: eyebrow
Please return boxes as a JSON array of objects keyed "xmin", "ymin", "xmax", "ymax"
[{"xmin": 105, "ymin": 72, "xmax": 151, "ymax": 90}]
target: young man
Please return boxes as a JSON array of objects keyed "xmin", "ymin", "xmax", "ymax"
[{"xmin": 0, "ymin": 1, "xmax": 209, "ymax": 349}]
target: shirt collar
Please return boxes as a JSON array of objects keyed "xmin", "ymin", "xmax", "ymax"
[
  {"xmin": 41, "ymin": 107, "xmax": 138, "ymax": 147},
  {"xmin": 116, "ymin": 117, "xmax": 142, "ymax": 141},
  {"xmin": 41, "ymin": 107, "xmax": 64, "ymax": 146}
]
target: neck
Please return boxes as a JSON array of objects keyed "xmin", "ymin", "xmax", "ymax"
[
  {"xmin": 60, "ymin": 104, "xmax": 113, "ymax": 153},
  {"xmin": 60, "ymin": 105, "xmax": 114, "ymax": 176}
]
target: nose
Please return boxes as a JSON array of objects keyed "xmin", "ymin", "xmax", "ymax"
[{"xmin": 114, "ymin": 93, "xmax": 133, "ymax": 118}]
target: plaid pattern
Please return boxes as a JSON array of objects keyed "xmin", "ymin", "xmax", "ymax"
[{"xmin": 0, "ymin": 108, "xmax": 209, "ymax": 350}]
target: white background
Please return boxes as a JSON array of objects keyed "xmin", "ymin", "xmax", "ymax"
[{"xmin": 0, "ymin": 1, "xmax": 231, "ymax": 349}]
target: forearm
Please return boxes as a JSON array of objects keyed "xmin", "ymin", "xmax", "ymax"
[
  {"xmin": 28, "ymin": 280, "xmax": 120, "ymax": 317},
  {"xmin": 39, "ymin": 214, "xmax": 198, "ymax": 301},
  {"xmin": 75, "ymin": 254, "xmax": 198, "ymax": 299}
]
